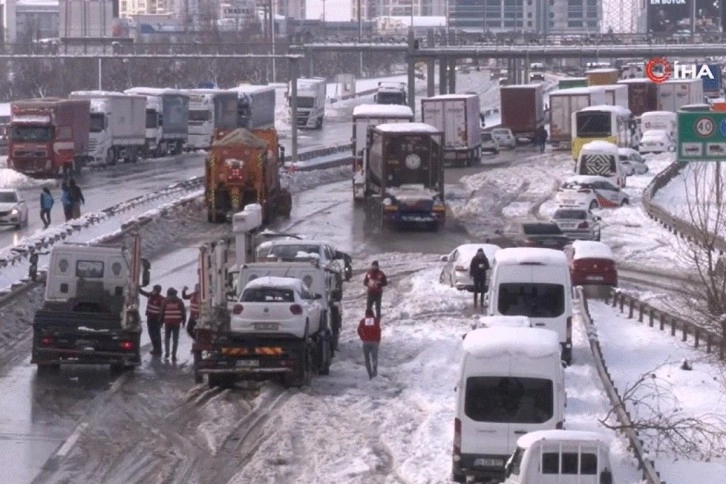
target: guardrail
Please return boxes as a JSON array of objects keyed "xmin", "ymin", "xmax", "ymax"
[
  {"xmin": 605, "ymin": 288, "xmax": 725, "ymax": 360},
  {"xmin": 283, "ymin": 143, "xmax": 353, "ymax": 164},
  {"xmin": 576, "ymin": 287, "xmax": 665, "ymax": 484}
]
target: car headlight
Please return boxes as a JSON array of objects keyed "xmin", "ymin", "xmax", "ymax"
[
  {"xmin": 10, "ymin": 208, "xmax": 18, "ymax": 215},
  {"xmin": 383, "ymin": 198, "xmax": 392, "ymax": 206},
  {"xmin": 201, "ymin": 350, "xmax": 216, "ymax": 359}
]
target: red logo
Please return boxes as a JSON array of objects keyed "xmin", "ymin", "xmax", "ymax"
[{"xmin": 645, "ymin": 57, "xmax": 672, "ymax": 84}]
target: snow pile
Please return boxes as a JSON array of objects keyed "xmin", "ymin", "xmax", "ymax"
[{"xmin": 0, "ymin": 168, "xmax": 54, "ymax": 188}]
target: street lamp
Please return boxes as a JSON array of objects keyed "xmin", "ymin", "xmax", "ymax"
[{"xmin": 322, "ymin": 0, "xmax": 326, "ymax": 37}]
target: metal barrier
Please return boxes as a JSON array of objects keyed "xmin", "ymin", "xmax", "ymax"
[
  {"xmin": 284, "ymin": 143, "xmax": 353, "ymax": 163},
  {"xmin": 576, "ymin": 287, "xmax": 665, "ymax": 484}
]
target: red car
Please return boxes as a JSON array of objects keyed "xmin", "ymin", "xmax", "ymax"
[{"xmin": 564, "ymin": 240, "xmax": 618, "ymax": 286}]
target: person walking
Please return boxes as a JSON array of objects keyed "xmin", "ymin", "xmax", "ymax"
[
  {"xmin": 536, "ymin": 125, "xmax": 548, "ymax": 153},
  {"xmin": 139, "ymin": 284, "xmax": 165, "ymax": 356},
  {"xmin": 60, "ymin": 183, "xmax": 73, "ymax": 222},
  {"xmin": 363, "ymin": 260, "xmax": 388, "ymax": 320},
  {"xmin": 160, "ymin": 287, "xmax": 186, "ymax": 361},
  {"xmin": 182, "ymin": 284, "xmax": 200, "ymax": 340},
  {"xmin": 469, "ymin": 248, "xmax": 491, "ymax": 308},
  {"xmin": 357, "ymin": 309, "xmax": 381, "ymax": 379},
  {"xmin": 68, "ymin": 179, "xmax": 85, "ymax": 219},
  {"xmin": 39, "ymin": 187, "xmax": 54, "ymax": 228}
]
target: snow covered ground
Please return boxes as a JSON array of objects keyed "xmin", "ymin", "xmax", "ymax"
[{"xmin": 589, "ymin": 300, "xmax": 726, "ymax": 483}]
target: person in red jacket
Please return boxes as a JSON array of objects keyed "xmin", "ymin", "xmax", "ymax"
[
  {"xmin": 160, "ymin": 287, "xmax": 186, "ymax": 361},
  {"xmin": 357, "ymin": 309, "xmax": 382, "ymax": 379},
  {"xmin": 363, "ymin": 260, "xmax": 388, "ymax": 320},
  {"xmin": 182, "ymin": 284, "xmax": 200, "ymax": 340},
  {"xmin": 139, "ymin": 284, "xmax": 164, "ymax": 356}
]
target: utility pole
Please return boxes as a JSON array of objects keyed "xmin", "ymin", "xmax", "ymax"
[
  {"xmin": 290, "ymin": 58, "xmax": 299, "ymax": 165},
  {"xmin": 270, "ymin": 0, "xmax": 276, "ymax": 82},
  {"xmin": 358, "ymin": 0, "xmax": 363, "ymax": 76}
]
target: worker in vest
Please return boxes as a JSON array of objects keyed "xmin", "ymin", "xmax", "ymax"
[
  {"xmin": 139, "ymin": 284, "xmax": 164, "ymax": 356},
  {"xmin": 160, "ymin": 287, "xmax": 186, "ymax": 362},
  {"xmin": 182, "ymin": 284, "xmax": 200, "ymax": 340}
]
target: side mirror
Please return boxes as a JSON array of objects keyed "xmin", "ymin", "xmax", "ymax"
[
  {"xmin": 140, "ymin": 259, "xmax": 151, "ymax": 287},
  {"xmin": 504, "ymin": 462, "xmax": 513, "ymax": 478},
  {"xmin": 440, "ymin": 255, "xmax": 448, "ymax": 262},
  {"xmin": 599, "ymin": 470, "xmax": 613, "ymax": 484}
]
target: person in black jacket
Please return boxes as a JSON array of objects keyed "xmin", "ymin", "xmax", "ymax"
[
  {"xmin": 68, "ymin": 179, "xmax": 85, "ymax": 219},
  {"xmin": 469, "ymin": 248, "xmax": 490, "ymax": 308}
]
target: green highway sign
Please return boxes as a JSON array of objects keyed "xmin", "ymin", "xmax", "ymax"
[{"xmin": 677, "ymin": 112, "xmax": 726, "ymax": 161}]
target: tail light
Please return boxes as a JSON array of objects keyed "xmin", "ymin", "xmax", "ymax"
[
  {"xmin": 453, "ymin": 418, "xmax": 462, "ymax": 460},
  {"xmin": 577, "ymin": 222, "xmax": 589, "ymax": 229},
  {"xmin": 578, "ymin": 189, "xmax": 592, "ymax": 193},
  {"xmin": 232, "ymin": 304, "xmax": 244, "ymax": 315},
  {"xmin": 40, "ymin": 336, "xmax": 53, "ymax": 346},
  {"xmin": 290, "ymin": 304, "xmax": 303, "ymax": 315},
  {"xmin": 455, "ymin": 265, "xmax": 466, "ymax": 272},
  {"xmin": 120, "ymin": 341, "xmax": 134, "ymax": 351}
]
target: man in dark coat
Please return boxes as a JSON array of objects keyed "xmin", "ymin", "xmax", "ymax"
[
  {"xmin": 469, "ymin": 248, "xmax": 491, "ymax": 308},
  {"xmin": 536, "ymin": 126, "xmax": 548, "ymax": 153},
  {"xmin": 68, "ymin": 179, "xmax": 85, "ymax": 219}
]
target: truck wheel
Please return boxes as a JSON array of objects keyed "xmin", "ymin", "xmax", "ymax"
[
  {"xmin": 106, "ymin": 148, "xmax": 117, "ymax": 166},
  {"xmin": 110, "ymin": 363, "xmax": 133, "ymax": 374},
  {"xmin": 37, "ymin": 363, "xmax": 60, "ymax": 373},
  {"xmin": 316, "ymin": 117, "xmax": 323, "ymax": 129}
]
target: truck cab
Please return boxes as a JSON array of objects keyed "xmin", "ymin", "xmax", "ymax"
[
  {"xmin": 185, "ymin": 89, "xmax": 239, "ymax": 149},
  {"xmin": 374, "ymin": 82, "xmax": 407, "ymax": 105},
  {"xmin": 288, "ymin": 77, "xmax": 326, "ymax": 130}
]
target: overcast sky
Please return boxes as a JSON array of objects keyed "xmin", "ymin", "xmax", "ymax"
[{"xmin": 307, "ymin": 0, "xmax": 353, "ymax": 21}]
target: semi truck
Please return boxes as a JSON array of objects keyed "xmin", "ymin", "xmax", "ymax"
[
  {"xmin": 124, "ymin": 87, "xmax": 189, "ymax": 157},
  {"xmin": 585, "ymin": 68, "xmax": 620, "ymax": 86},
  {"xmin": 500, "ymin": 84, "xmax": 545, "ymax": 142},
  {"xmin": 288, "ymin": 77, "xmax": 326, "ymax": 129},
  {"xmin": 657, "ymin": 78, "xmax": 704, "ymax": 112},
  {"xmin": 548, "ymin": 87, "xmax": 607, "ymax": 150},
  {"xmin": 601, "ymin": 84, "xmax": 629, "ymax": 109},
  {"xmin": 558, "ymin": 78, "xmax": 588, "ymax": 89},
  {"xmin": 352, "ymin": 104, "xmax": 414, "ymax": 202},
  {"xmin": 363, "ymin": 122, "xmax": 445, "ymax": 231},
  {"xmin": 421, "ymin": 94, "xmax": 482, "ymax": 167},
  {"xmin": 204, "ymin": 128, "xmax": 292, "ymax": 224},
  {"xmin": 228, "ymin": 84, "xmax": 276, "ymax": 130},
  {"xmin": 31, "ymin": 228, "xmax": 150, "ymax": 372},
  {"xmin": 617, "ymin": 79, "xmax": 658, "ymax": 116},
  {"xmin": 7, "ymin": 98, "xmax": 91, "ymax": 177},
  {"xmin": 69, "ymin": 91, "xmax": 146, "ymax": 166},
  {"xmin": 184, "ymin": 89, "xmax": 239, "ymax": 150},
  {"xmin": 374, "ymin": 82, "xmax": 407, "ymax": 105}
]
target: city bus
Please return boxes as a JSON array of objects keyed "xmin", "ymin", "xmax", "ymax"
[{"xmin": 571, "ymin": 105, "xmax": 634, "ymax": 160}]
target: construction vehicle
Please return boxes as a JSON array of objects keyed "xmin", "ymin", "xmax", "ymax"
[
  {"xmin": 363, "ymin": 122, "xmax": 446, "ymax": 231},
  {"xmin": 204, "ymin": 128, "xmax": 292, "ymax": 224},
  {"xmin": 192, "ymin": 207, "xmax": 334, "ymax": 388},
  {"xmin": 30, "ymin": 228, "xmax": 150, "ymax": 372}
]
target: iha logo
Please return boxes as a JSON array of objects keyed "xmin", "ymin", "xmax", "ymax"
[{"xmin": 645, "ymin": 57, "xmax": 715, "ymax": 84}]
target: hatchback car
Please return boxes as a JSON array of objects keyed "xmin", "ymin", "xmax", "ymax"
[
  {"xmin": 551, "ymin": 207, "xmax": 601, "ymax": 241},
  {"xmin": 0, "ymin": 188, "xmax": 29, "ymax": 229},
  {"xmin": 638, "ymin": 129, "xmax": 673, "ymax": 154},
  {"xmin": 618, "ymin": 148, "xmax": 649, "ymax": 176},
  {"xmin": 481, "ymin": 132, "xmax": 500, "ymax": 154},
  {"xmin": 491, "ymin": 128, "xmax": 516, "ymax": 149},
  {"xmin": 564, "ymin": 240, "xmax": 618, "ymax": 286},
  {"xmin": 439, "ymin": 243, "xmax": 501, "ymax": 291},
  {"xmin": 519, "ymin": 222, "xmax": 571, "ymax": 250},
  {"xmin": 555, "ymin": 175, "xmax": 629, "ymax": 210}
]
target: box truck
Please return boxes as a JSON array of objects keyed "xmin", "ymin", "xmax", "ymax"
[
  {"xmin": 421, "ymin": 94, "xmax": 482, "ymax": 167},
  {"xmin": 124, "ymin": 87, "xmax": 189, "ymax": 157},
  {"xmin": 657, "ymin": 79, "xmax": 704, "ymax": 112},
  {"xmin": 617, "ymin": 79, "xmax": 658, "ymax": 116},
  {"xmin": 229, "ymin": 84, "xmax": 276, "ymax": 130},
  {"xmin": 548, "ymin": 87, "xmax": 607, "ymax": 150},
  {"xmin": 288, "ymin": 77, "xmax": 326, "ymax": 129},
  {"xmin": 500, "ymin": 85, "xmax": 544, "ymax": 142},
  {"xmin": 585, "ymin": 68, "xmax": 619, "ymax": 86},
  {"xmin": 601, "ymin": 84, "xmax": 629, "ymax": 109}
]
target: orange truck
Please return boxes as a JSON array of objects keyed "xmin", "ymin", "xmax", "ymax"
[
  {"xmin": 585, "ymin": 68, "xmax": 620, "ymax": 86},
  {"xmin": 204, "ymin": 128, "xmax": 292, "ymax": 223}
]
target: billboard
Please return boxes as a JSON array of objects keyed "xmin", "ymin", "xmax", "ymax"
[{"xmin": 647, "ymin": 0, "xmax": 692, "ymax": 34}]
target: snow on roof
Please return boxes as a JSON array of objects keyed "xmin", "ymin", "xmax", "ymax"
[
  {"xmin": 501, "ymin": 84, "xmax": 541, "ymax": 89},
  {"xmin": 641, "ymin": 129, "xmax": 669, "ymax": 137},
  {"xmin": 229, "ymin": 84, "xmax": 275, "ymax": 94},
  {"xmin": 70, "ymin": 90, "xmax": 127, "ymax": 98},
  {"xmin": 572, "ymin": 240, "xmax": 614, "ymax": 261},
  {"xmin": 664, "ymin": 78, "xmax": 701, "ymax": 84},
  {"xmin": 375, "ymin": 122, "xmax": 440, "ymax": 134},
  {"xmin": 549, "ymin": 87, "xmax": 606, "ymax": 96},
  {"xmin": 581, "ymin": 140, "xmax": 619, "ymax": 154},
  {"xmin": 187, "ymin": 88, "xmax": 232, "ymax": 95},
  {"xmin": 462, "ymin": 327, "xmax": 560, "ymax": 358},
  {"xmin": 563, "ymin": 175, "xmax": 613, "ymax": 185},
  {"xmin": 242, "ymin": 276, "xmax": 302, "ymax": 290},
  {"xmin": 0, "ymin": 103, "xmax": 9, "ymax": 117},
  {"xmin": 387, "ymin": 184, "xmax": 439, "ymax": 201},
  {"xmin": 377, "ymin": 16, "xmax": 447, "ymax": 27},
  {"xmin": 617, "ymin": 147, "xmax": 638, "ymax": 155},
  {"xmin": 453, "ymin": 243, "xmax": 501, "ymax": 262},
  {"xmin": 579, "ymin": 105, "xmax": 631, "ymax": 116},
  {"xmin": 586, "ymin": 68, "xmax": 618, "ymax": 73},
  {"xmin": 493, "ymin": 247, "xmax": 567, "ymax": 266},
  {"xmin": 124, "ymin": 87, "xmax": 188, "ymax": 97},
  {"xmin": 260, "ymin": 239, "xmax": 322, "ymax": 249},
  {"xmin": 352, "ymin": 104, "xmax": 413, "ymax": 118},
  {"xmin": 601, "ymin": 84, "xmax": 627, "ymax": 90},
  {"xmin": 516, "ymin": 430, "xmax": 610, "ymax": 449},
  {"xmin": 425, "ymin": 94, "xmax": 478, "ymax": 100},
  {"xmin": 213, "ymin": 128, "xmax": 267, "ymax": 148},
  {"xmin": 640, "ymin": 111, "xmax": 676, "ymax": 118},
  {"xmin": 617, "ymin": 78, "xmax": 654, "ymax": 84},
  {"xmin": 478, "ymin": 315, "xmax": 532, "ymax": 328}
]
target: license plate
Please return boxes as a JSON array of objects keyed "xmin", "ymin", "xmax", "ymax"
[
  {"xmin": 474, "ymin": 458, "xmax": 504, "ymax": 467},
  {"xmin": 254, "ymin": 322, "xmax": 279, "ymax": 330},
  {"xmin": 235, "ymin": 359, "xmax": 259, "ymax": 367},
  {"xmin": 586, "ymin": 275, "xmax": 605, "ymax": 281}
]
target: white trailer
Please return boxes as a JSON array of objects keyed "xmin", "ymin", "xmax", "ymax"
[
  {"xmin": 184, "ymin": 89, "xmax": 239, "ymax": 150},
  {"xmin": 69, "ymin": 91, "xmax": 146, "ymax": 165},
  {"xmin": 124, "ymin": 87, "xmax": 190, "ymax": 157},
  {"xmin": 351, "ymin": 104, "xmax": 414, "ymax": 201},
  {"xmin": 548, "ymin": 87, "xmax": 607, "ymax": 150},
  {"xmin": 601, "ymin": 84, "xmax": 629, "ymax": 109},
  {"xmin": 657, "ymin": 79, "xmax": 705, "ymax": 112},
  {"xmin": 228, "ymin": 84, "xmax": 276, "ymax": 129},
  {"xmin": 288, "ymin": 78, "xmax": 326, "ymax": 129},
  {"xmin": 421, "ymin": 94, "xmax": 481, "ymax": 167}
]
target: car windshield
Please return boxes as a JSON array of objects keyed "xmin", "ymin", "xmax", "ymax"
[
  {"xmin": 481, "ymin": 133, "xmax": 493, "ymax": 141},
  {"xmin": 523, "ymin": 224, "xmax": 564, "ymax": 235},
  {"xmin": 497, "ymin": 282, "xmax": 566, "ymax": 317},
  {"xmin": 553, "ymin": 209, "xmax": 587, "ymax": 219},
  {"xmin": 0, "ymin": 192, "xmax": 18, "ymax": 203},
  {"xmin": 561, "ymin": 180, "xmax": 591, "ymax": 190},
  {"xmin": 240, "ymin": 287, "xmax": 295, "ymax": 303},
  {"xmin": 257, "ymin": 244, "xmax": 321, "ymax": 261},
  {"xmin": 465, "ymin": 376, "xmax": 554, "ymax": 423}
]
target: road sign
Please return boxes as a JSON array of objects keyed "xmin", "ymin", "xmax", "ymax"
[{"xmin": 677, "ymin": 112, "xmax": 726, "ymax": 161}]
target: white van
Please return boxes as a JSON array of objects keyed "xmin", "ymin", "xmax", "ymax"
[
  {"xmin": 639, "ymin": 110, "xmax": 676, "ymax": 138},
  {"xmin": 488, "ymin": 248, "xmax": 573, "ymax": 364},
  {"xmin": 504, "ymin": 430, "xmax": 614, "ymax": 484},
  {"xmin": 576, "ymin": 140, "xmax": 626, "ymax": 188},
  {"xmin": 453, "ymin": 327, "xmax": 566, "ymax": 483}
]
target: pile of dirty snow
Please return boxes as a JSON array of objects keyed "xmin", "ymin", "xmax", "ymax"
[{"xmin": 0, "ymin": 168, "xmax": 54, "ymax": 188}]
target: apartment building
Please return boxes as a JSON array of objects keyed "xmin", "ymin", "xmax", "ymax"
[{"xmin": 352, "ymin": 0, "xmax": 446, "ymax": 21}]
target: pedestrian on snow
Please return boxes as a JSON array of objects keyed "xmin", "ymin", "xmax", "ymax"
[
  {"xmin": 536, "ymin": 126, "xmax": 548, "ymax": 153},
  {"xmin": 160, "ymin": 287, "xmax": 186, "ymax": 361},
  {"xmin": 357, "ymin": 309, "xmax": 381, "ymax": 379},
  {"xmin": 139, "ymin": 284, "xmax": 165, "ymax": 356},
  {"xmin": 469, "ymin": 248, "xmax": 491, "ymax": 308},
  {"xmin": 60, "ymin": 183, "xmax": 73, "ymax": 222},
  {"xmin": 182, "ymin": 283, "xmax": 200, "ymax": 340},
  {"xmin": 363, "ymin": 260, "xmax": 388, "ymax": 320},
  {"xmin": 39, "ymin": 187, "xmax": 54, "ymax": 228},
  {"xmin": 68, "ymin": 179, "xmax": 85, "ymax": 219}
]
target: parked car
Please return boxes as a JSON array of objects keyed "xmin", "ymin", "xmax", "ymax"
[
  {"xmin": 0, "ymin": 188, "xmax": 29, "ymax": 230},
  {"xmin": 439, "ymin": 243, "xmax": 501, "ymax": 291},
  {"xmin": 638, "ymin": 129, "xmax": 673, "ymax": 154},
  {"xmin": 564, "ymin": 240, "xmax": 618, "ymax": 286},
  {"xmin": 481, "ymin": 132, "xmax": 500, "ymax": 154},
  {"xmin": 618, "ymin": 148, "xmax": 649, "ymax": 175},
  {"xmin": 255, "ymin": 238, "xmax": 350, "ymax": 281},
  {"xmin": 551, "ymin": 207, "xmax": 601, "ymax": 241},
  {"xmin": 491, "ymin": 128, "xmax": 516, "ymax": 149},
  {"xmin": 555, "ymin": 175, "xmax": 629, "ymax": 210},
  {"xmin": 518, "ymin": 222, "xmax": 571, "ymax": 250}
]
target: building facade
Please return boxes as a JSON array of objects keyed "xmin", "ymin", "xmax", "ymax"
[
  {"xmin": 272, "ymin": 0, "xmax": 304, "ymax": 19},
  {"xmin": 0, "ymin": 0, "xmax": 59, "ymax": 43},
  {"xmin": 352, "ymin": 0, "xmax": 446, "ymax": 21}
]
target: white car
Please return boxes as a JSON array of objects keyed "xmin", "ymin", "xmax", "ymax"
[
  {"xmin": 256, "ymin": 238, "xmax": 351, "ymax": 281},
  {"xmin": 638, "ymin": 130, "xmax": 673, "ymax": 154},
  {"xmin": 490, "ymin": 128, "xmax": 516, "ymax": 149},
  {"xmin": 481, "ymin": 132, "xmax": 500, "ymax": 154},
  {"xmin": 0, "ymin": 188, "xmax": 29, "ymax": 229},
  {"xmin": 231, "ymin": 276, "xmax": 323, "ymax": 339},
  {"xmin": 555, "ymin": 175, "xmax": 629, "ymax": 210},
  {"xmin": 439, "ymin": 243, "xmax": 500, "ymax": 291},
  {"xmin": 618, "ymin": 148, "xmax": 649, "ymax": 175}
]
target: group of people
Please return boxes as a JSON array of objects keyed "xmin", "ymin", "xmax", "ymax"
[
  {"xmin": 139, "ymin": 283, "xmax": 200, "ymax": 361},
  {"xmin": 38, "ymin": 179, "xmax": 85, "ymax": 228}
]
